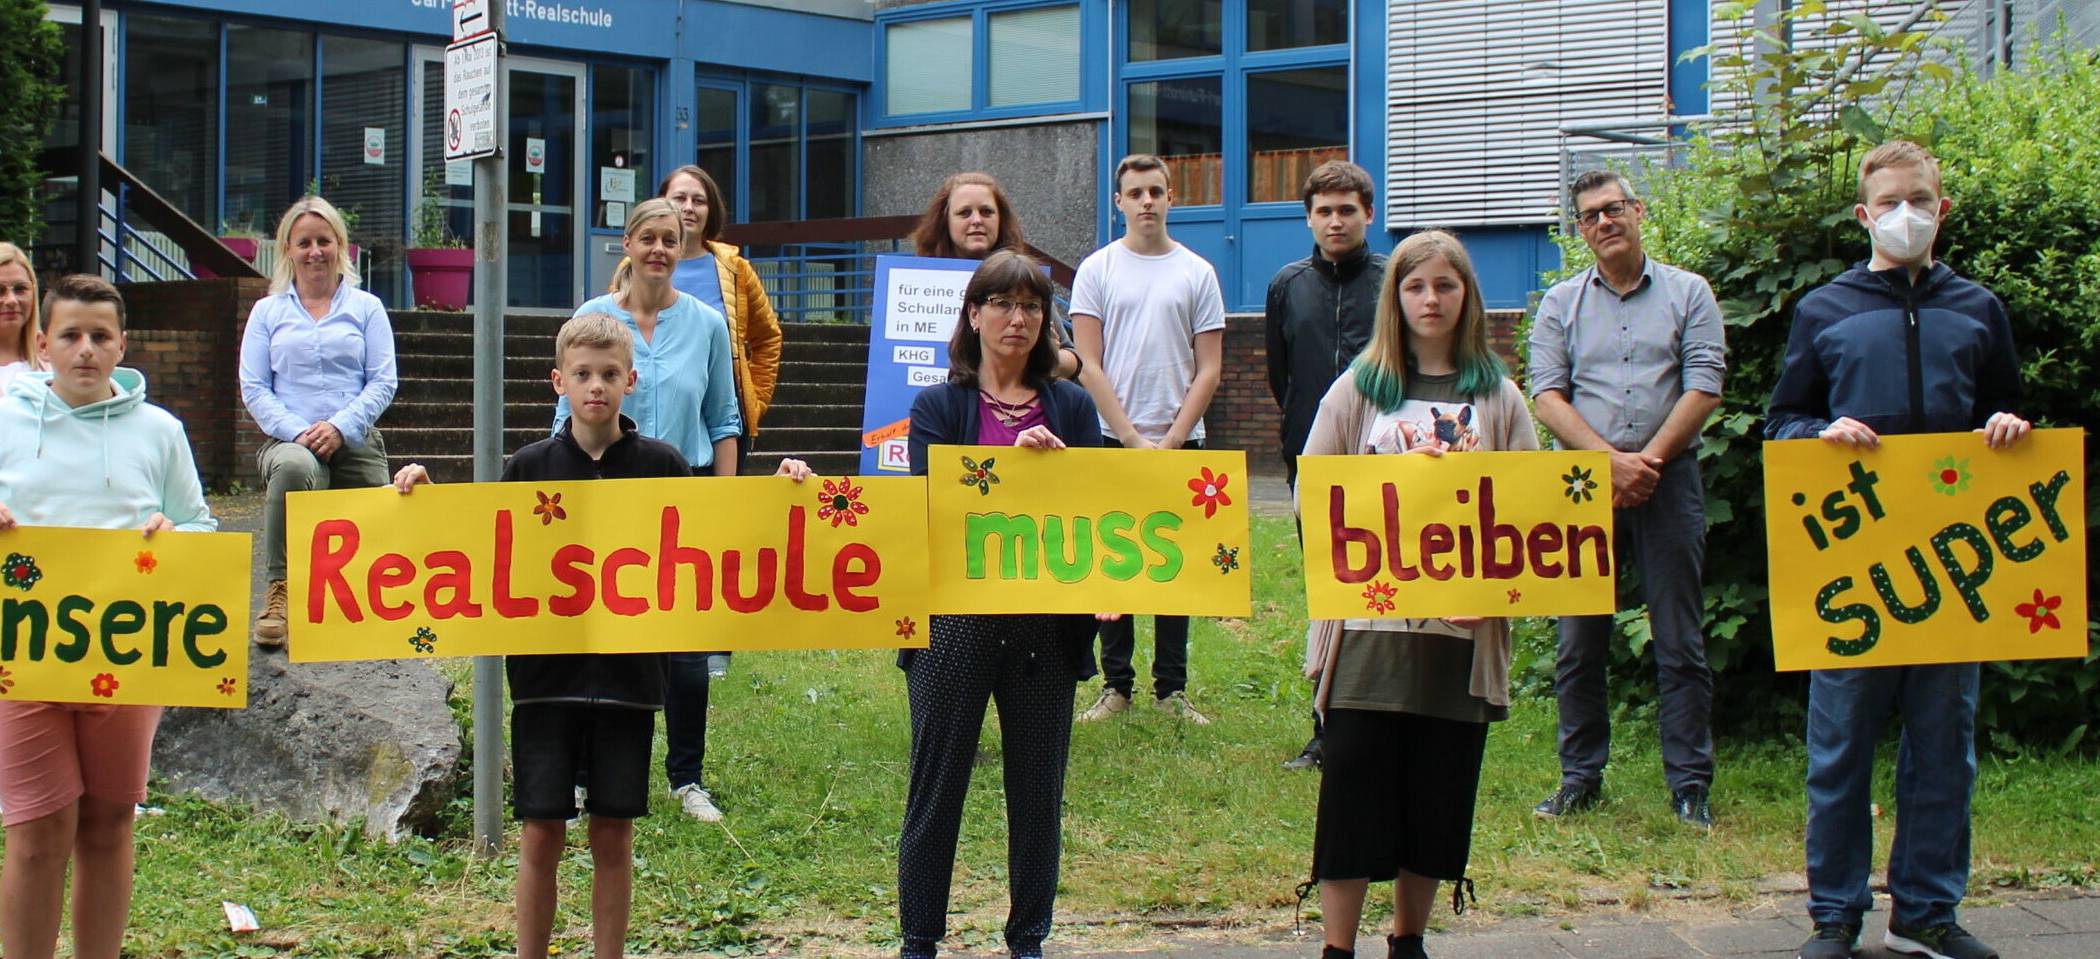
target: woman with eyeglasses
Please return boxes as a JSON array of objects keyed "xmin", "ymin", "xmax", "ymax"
[
  {"xmin": 895, "ymin": 251, "xmax": 1108, "ymax": 959},
  {"xmin": 1298, "ymin": 230, "xmax": 1538, "ymax": 959}
]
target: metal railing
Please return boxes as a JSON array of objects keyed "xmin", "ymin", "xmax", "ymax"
[
  {"xmin": 722, "ymin": 214, "xmax": 1078, "ymax": 325},
  {"xmin": 1555, "ymin": 117, "xmax": 1707, "ymax": 234}
]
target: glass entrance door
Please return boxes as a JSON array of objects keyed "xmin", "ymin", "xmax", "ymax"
[{"xmin": 413, "ymin": 52, "xmax": 587, "ymax": 310}]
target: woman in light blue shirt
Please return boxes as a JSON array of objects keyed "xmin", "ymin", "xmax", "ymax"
[
  {"xmin": 238, "ymin": 196, "xmax": 398, "ymax": 650},
  {"xmin": 556, "ymin": 197, "xmax": 741, "ymax": 474}
]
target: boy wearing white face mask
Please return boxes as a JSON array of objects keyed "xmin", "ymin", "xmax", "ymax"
[{"xmin": 1767, "ymin": 140, "xmax": 2028, "ymax": 959}]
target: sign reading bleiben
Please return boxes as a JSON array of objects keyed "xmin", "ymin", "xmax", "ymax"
[
  {"xmin": 1296, "ymin": 452, "xmax": 1618, "ymax": 619},
  {"xmin": 926, "ymin": 446, "xmax": 1253, "ymax": 617},
  {"xmin": 1762, "ymin": 428, "xmax": 2087, "ymax": 671},
  {"xmin": 0, "ymin": 526, "xmax": 251, "ymax": 708},
  {"xmin": 287, "ymin": 476, "xmax": 930, "ymax": 661}
]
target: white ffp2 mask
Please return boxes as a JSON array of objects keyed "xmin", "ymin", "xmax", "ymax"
[{"xmin": 1866, "ymin": 201, "xmax": 1938, "ymax": 262}]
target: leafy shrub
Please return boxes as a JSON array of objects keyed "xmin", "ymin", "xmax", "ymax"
[
  {"xmin": 1521, "ymin": 7, "xmax": 2100, "ymax": 751},
  {"xmin": 0, "ymin": 0, "xmax": 65, "ymax": 246}
]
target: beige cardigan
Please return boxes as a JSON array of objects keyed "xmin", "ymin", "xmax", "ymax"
[{"xmin": 1296, "ymin": 371, "xmax": 1540, "ymax": 717}]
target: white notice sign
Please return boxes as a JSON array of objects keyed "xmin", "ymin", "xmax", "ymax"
[
  {"xmin": 443, "ymin": 35, "xmax": 499, "ymax": 162},
  {"xmin": 363, "ymin": 127, "xmax": 386, "ymax": 166},
  {"xmin": 600, "ymin": 167, "xmax": 636, "ymax": 202},
  {"xmin": 525, "ymin": 138, "xmax": 547, "ymax": 176}
]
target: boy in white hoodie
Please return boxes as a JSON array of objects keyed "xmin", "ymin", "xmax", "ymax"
[{"xmin": 0, "ymin": 273, "xmax": 215, "ymax": 959}]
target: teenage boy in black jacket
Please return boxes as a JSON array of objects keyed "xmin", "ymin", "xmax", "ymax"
[
  {"xmin": 1263, "ymin": 160, "xmax": 1384, "ymax": 771},
  {"xmin": 1767, "ymin": 140, "xmax": 2029, "ymax": 959}
]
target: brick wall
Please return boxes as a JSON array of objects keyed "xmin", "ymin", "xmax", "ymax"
[
  {"xmin": 117, "ymin": 277, "xmax": 271, "ymax": 490},
  {"xmin": 1201, "ymin": 308, "xmax": 1528, "ymax": 473}
]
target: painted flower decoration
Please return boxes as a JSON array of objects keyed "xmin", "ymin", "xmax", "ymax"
[
  {"xmin": 1362, "ymin": 580, "xmax": 1398, "ymax": 615},
  {"xmin": 1507, "ymin": 588, "xmax": 1523, "ymax": 605},
  {"xmin": 895, "ymin": 617, "xmax": 917, "ymax": 641},
  {"xmin": 0, "ymin": 665, "xmax": 13, "ymax": 695},
  {"xmin": 4, "ymin": 553, "xmax": 42, "ymax": 591},
  {"xmin": 1931, "ymin": 456, "xmax": 1972, "ymax": 496},
  {"xmin": 959, "ymin": 456, "xmax": 1000, "ymax": 495},
  {"xmin": 1187, "ymin": 468, "xmax": 1233, "ymax": 519},
  {"xmin": 90, "ymin": 672, "xmax": 120, "ymax": 699},
  {"xmin": 818, "ymin": 478, "xmax": 871, "ymax": 528},
  {"xmin": 2014, "ymin": 589, "xmax": 2063, "ymax": 634},
  {"xmin": 135, "ymin": 550, "xmax": 158, "ymax": 575},
  {"xmin": 1562, "ymin": 466, "xmax": 1597, "ymax": 504},
  {"xmin": 217, "ymin": 677, "xmax": 238, "ymax": 696},
  {"xmin": 409, "ymin": 627, "xmax": 438, "ymax": 654},
  {"xmin": 533, "ymin": 491, "xmax": 568, "ymax": 525},
  {"xmin": 1211, "ymin": 544, "xmax": 1240, "ymax": 575}
]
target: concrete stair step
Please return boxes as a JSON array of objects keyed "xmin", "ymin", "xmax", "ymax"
[
  {"xmin": 393, "ymin": 377, "xmax": 555, "ymax": 404},
  {"xmin": 388, "ymin": 311, "xmax": 570, "ymax": 337},
  {"xmin": 753, "ymin": 425, "xmax": 861, "ymax": 453},
  {"xmin": 744, "ymin": 450, "xmax": 862, "ymax": 478},
  {"xmin": 770, "ymin": 382, "xmax": 866, "ymax": 406},
  {"xmin": 757, "ymin": 403, "xmax": 861, "ymax": 429},
  {"xmin": 395, "ymin": 353, "xmax": 567, "ymax": 379}
]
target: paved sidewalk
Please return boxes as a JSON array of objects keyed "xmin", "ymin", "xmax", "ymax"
[{"xmin": 919, "ymin": 894, "xmax": 2100, "ymax": 958}]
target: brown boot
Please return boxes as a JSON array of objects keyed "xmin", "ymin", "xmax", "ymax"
[{"xmin": 254, "ymin": 579, "xmax": 288, "ymax": 647}]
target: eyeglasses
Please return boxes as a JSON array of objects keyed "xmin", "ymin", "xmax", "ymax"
[
  {"xmin": 980, "ymin": 296, "xmax": 1045, "ymax": 319},
  {"xmin": 1575, "ymin": 199, "xmax": 1636, "ymax": 228}
]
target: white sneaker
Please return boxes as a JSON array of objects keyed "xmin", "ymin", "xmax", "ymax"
[
  {"xmin": 570, "ymin": 785, "xmax": 587, "ymax": 823},
  {"xmin": 672, "ymin": 783, "xmax": 723, "ymax": 823},
  {"xmin": 1153, "ymin": 691, "xmax": 1213, "ymax": 725},
  {"xmin": 1077, "ymin": 688, "xmax": 1132, "ymax": 722}
]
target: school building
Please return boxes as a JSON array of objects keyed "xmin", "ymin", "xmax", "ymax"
[{"xmin": 31, "ymin": 1, "xmax": 2093, "ymax": 483}]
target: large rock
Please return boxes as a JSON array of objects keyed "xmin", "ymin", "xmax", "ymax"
[{"xmin": 153, "ymin": 653, "xmax": 465, "ymax": 840}]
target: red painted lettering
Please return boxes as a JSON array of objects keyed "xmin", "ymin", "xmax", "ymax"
[
  {"xmin": 492, "ymin": 511, "xmax": 539, "ymax": 618},
  {"xmin": 1526, "ymin": 524, "xmax": 1564, "ymax": 576},
  {"xmin": 723, "ymin": 548, "xmax": 778, "ymax": 613},
  {"xmin": 423, "ymin": 551, "xmax": 483, "ymax": 619},
  {"xmin": 1566, "ymin": 524, "xmax": 1610, "ymax": 577},
  {"xmin": 602, "ymin": 547, "xmax": 650, "ymax": 616},
  {"xmin": 308, "ymin": 519, "xmax": 364, "ymax": 623},
  {"xmin": 548, "ymin": 545, "xmax": 596, "ymax": 616},
  {"xmin": 1419, "ymin": 524, "xmax": 1456, "ymax": 580},
  {"xmin": 656, "ymin": 507, "xmax": 714, "ymax": 611},
  {"xmin": 834, "ymin": 543, "xmax": 880, "ymax": 612},
  {"xmin": 1329, "ymin": 485, "xmax": 1380, "ymax": 584},
  {"xmin": 368, "ymin": 553, "xmax": 417, "ymax": 620},
  {"xmin": 783, "ymin": 505, "xmax": 830, "ymax": 612}
]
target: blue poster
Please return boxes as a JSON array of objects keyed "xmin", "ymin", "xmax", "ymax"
[{"xmin": 858, "ymin": 255, "xmax": 980, "ymax": 475}]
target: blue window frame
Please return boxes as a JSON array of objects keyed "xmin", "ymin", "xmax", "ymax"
[
  {"xmin": 691, "ymin": 74, "xmax": 863, "ymax": 225},
  {"xmin": 872, "ymin": 0, "xmax": 1107, "ymax": 127},
  {"xmin": 1111, "ymin": 0, "xmax": 1355, "ymax": 311}
]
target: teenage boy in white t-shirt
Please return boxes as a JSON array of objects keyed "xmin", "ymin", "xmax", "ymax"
[{"xmin": 1070, "ymin": 152, "xmax": 1227, "ymax": 725}]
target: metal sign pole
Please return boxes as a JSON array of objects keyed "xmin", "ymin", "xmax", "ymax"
[{"xmin": 467, "ymin": 0, "xmax": 509, "ymax": 858}]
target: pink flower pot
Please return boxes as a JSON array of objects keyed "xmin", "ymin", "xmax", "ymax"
[
  {"xmin": 196, "ymin": 236, "xmax": 262, "ymax": 279},
  {"xmin": 406, "ymin": 247, "xmax": 475, "ymax": 310}
]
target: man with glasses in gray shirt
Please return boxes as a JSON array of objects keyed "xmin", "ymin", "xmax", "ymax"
[{"xmin": 1526, "ymin": 170, "xmax": 1727, "ymax": 829}]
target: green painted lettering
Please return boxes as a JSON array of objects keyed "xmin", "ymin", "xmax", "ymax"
[
  {"xmin": 1139, "ymin": 512, "xmax": 1184, "ymax": 583},
  {"xmin": 100, "ymin": 600, "xmax": 145, "ymax": 666},
  {"xmin": 184, "ymin": 605, "xmax": 228, "ymax": 669},
  {"xmin": 1042, "ymin": 515, "xmax": 1094, "ymax": 584},
  {"xmin": 1984, "ymin": 495, "xmax": 2043, "ymax": 562},
  {"xmin": 2, "ymin": 598, "xmax": 48, "ymax": 662},
  {"xmin": 964, "ymin": 512, "xmax": 1040, "ymax": 580},
  {"xmin": 1869, "ymin": 547, "xmax": 1940, "ymax": 625},
  {"xmin": 1098, "ymin": 512, "xmax": 1142, "ymax": 581},
  {"xmin": 1931, "ymin": 522, "xmax": 1994, "ymax": 623},
  {"xmin": 1816, "ymin": 575, "xmax": 1881, "ymax": 656}
]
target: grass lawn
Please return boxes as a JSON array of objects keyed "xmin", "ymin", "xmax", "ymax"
[{"xmin": 12, "ymin": 515, "xmax": 2098, "ymax": 956}]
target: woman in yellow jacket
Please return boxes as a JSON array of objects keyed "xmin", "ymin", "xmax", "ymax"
[
  {"xmin": 616, "ymin": 164, "xmax": 782, "ymax": 825},
  {"xmin": 655, "ymin": 164, "xmax": 782, "ymax": 463}
]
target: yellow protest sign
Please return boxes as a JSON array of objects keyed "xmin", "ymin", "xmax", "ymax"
[
  {"xmin": 925, "ymin": 445, "xmax": 1252, "ymax": 616},
  {"xmin": 1762, "ymin": 428, "xmax": 2088, "ymax": 671},
  {"xmin": 287, "ymin": 476, "xmax": 929, "ymax": 661},
  {"xmin": 0, "ymin": 526, "xmax": 251, "ymax": 708},
  {"xmin": 1297, "ymin": 451, "xmax": 1617, "ymax": 619}
]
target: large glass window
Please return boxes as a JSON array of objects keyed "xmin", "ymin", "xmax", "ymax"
[
  {"xmin": 696, "ymin": 86, "xmax": 739, "ymax": 219},
  {"xmin": 989, "ymin": 6, "xmax": 1081, "ymax": 107},
  {"xmin": 1246, "ymin": 68, "xmax": 1348, "ymax": 203},
  {"xmin": 1129, "ymin": 0, "xmax": 1222, "ymax": 61},
  {"xmin": 748, "ymin": 83, "xmax": 800, "ymax": 222},
  {"xmin": 885, "ymin": 18, "xmax": 971, "ymax": 115},
  {"xmin": 321, "ymin": 37, "xmax": 405, "ymax": 297},
  {"xmin": 590, "ymin": 64, "xmax": 655, "ymax": 229},
  {"xmin": 123, "ymin": 15, "xmax": 219, "ymax": 228},
  {"xmin": 225, "ymin": 26, "xmax": 314, "ymax": 237},
  {"xmin": 1247, "ymin": 0, "xmax": 1346, "ymax": 51},
  {"xmin": 805, "ymin": 89, "xmax": 855, "ymax": 219},
  {"xmin": 1128, "ymin": 77, "xmax": 1223, "ymax": 205}
]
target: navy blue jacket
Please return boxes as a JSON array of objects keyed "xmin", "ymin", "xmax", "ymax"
[
  {"xmin": 901, "ymin": 378, "xmax": 1104, "ymax": 679},
  {"xmin": 1766, "ymin": 262, "xmax": 2022, "ymax": 440}
]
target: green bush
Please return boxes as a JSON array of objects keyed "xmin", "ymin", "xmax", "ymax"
[
  {"xmin": 0, "ymin": 0, "xmax": 65, "ymax": 246},
  {"xmin": 1523, "ymin": 7, "xmax": 2100, "ymax": 751}
]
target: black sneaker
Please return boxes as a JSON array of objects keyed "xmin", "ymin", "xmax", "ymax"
[
  {"xmin": 1283, "ymin": 736, "xmax": 1323, "ymax": 771},
  {"xmin": 1385, "ymin": 933, "xmax": 1429, "ymax": 959},
  {"xmin": 1673, "ymin": 784, "xmax": 1714, "ymax": 829},
  {"xmin": 1532, "ymin": 782, "xmax": 1600, "ymax": 818},
  {"xmin": 1320, "ymin": 947, "xmax": 1354, "ymax": 959},
  {"xmin": 1885, "ymin": 920, "xmax": 1998, "ymax": 959},
  {"xmin": 1796, "ymin": 921, "xmax": 1860, "ymax": 959}
]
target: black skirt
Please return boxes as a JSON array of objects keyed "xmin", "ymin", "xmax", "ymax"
[{"xmin": 1310, "ymin": 708, "xmax": 1490, "ymax": 882}]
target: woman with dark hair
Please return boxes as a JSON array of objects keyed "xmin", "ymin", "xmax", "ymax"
[
  {"xmin": 896, "ymin": 251, "xmax": 1106, "ymax": 959},
  {"xmin": 911, "ymin": 172, "xmax": 1080, "ymax": 380},
  {"xmin": 1299, "ymin": 230, "xmax": 1538, "ymax": 959}
]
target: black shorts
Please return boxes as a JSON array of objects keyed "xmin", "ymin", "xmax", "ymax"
[
  {"xmin": 1311, "ymin": 708, "xmax": 1490, "ymax": 882},
  {"xmin": 511, "ymin": 703, "xmax": 655, "ymax": 821}
]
